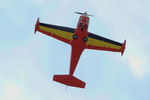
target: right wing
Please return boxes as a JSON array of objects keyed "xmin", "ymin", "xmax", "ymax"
[
  {"xmin": 34, "ymin": 18, "xmax": 75, "ymax": 45},
  {"xmin": 86, "ymin": 32, "xmax": 126, "ymax": 55}
]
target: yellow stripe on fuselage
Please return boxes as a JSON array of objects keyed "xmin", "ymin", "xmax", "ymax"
[
  {"xmin": 87, "ymin": 37, "xmax": 121, "ymax": 49},
  {"xmin": 39, "ymin": 26, "xmax": 73, "ymax": 40}
]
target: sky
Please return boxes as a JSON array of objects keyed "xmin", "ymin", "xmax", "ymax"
[{"xmin": 0, "ymin": 0, "xmax": 150, "ymax": 100}]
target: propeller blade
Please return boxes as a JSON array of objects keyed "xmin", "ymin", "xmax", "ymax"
[
  {"xmin": 75, "ymin": 12, "xmax": 84, "ymax": 15},
  {"xmin": 88, "ymin": 14, "xmax": 94, "ymax": 17},
  {"xmin": 75, "ymin": 11, "xmax": 94, "ymax": 17}
]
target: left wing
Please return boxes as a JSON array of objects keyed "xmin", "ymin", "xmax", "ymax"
[
  {"xmin": 35, "ymin": 18, "xmax": 75, "ymax": 45},
  {"xmin": 86, "ymin": 32, "xmax": 126, "ymax": 55}
]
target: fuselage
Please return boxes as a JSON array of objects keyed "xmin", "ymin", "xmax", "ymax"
[
  {"xmin": 72, "ymin": 16, "xmax": 89, "ymax": 47},
  {"xmin": 69, "ymin": 16, "xmax": 90, "ymax": 76}
]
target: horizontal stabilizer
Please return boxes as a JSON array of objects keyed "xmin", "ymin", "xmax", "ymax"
[{"xmin": 53, "ymin": 75, "xmax": 85, "ymax": 88}]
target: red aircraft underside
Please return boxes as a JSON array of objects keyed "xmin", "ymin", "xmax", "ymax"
[{"xmin": 34, "ymin": 12, "xmax": 126, "ymax": 88}]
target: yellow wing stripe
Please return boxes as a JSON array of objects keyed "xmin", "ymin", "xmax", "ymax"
[
  {"xmin": 87, "ymin": 37, "xmax": 121, "ymax": 49},
  {"xmin": 39, "ymin": 26, "xmax": 73, "ymax": 40}
]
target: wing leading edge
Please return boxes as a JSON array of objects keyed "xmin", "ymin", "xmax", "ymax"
[
  {"xmin": 86, "ymin": 33, "xmax": 126, "ymax": 55},
  {"xmin": 35, "ymin": 18, "xmax": 75, "ymax": 44}
]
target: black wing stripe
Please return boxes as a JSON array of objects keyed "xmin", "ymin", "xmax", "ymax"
[
  {"xmin": 88, "ymin": 32, "xmax": 122, "ymax": 46},
  {"xmin": 40, "ymin": 23, "xmax": 75, "ymax": 33}
]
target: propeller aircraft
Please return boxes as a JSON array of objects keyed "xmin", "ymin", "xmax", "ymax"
[{"xmin": 34, "ymin": 12, "xmax": 126, "ymax": 88}]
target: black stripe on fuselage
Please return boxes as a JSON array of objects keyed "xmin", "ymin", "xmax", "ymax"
[
  {"xmin": 40, "ymin": 23, "xmax": 75, "ymax": 33},
  {"xmin": 88, "ymin": 32, "xmax": 122, "ymax": 46}
]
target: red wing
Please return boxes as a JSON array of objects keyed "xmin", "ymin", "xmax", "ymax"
[
  {"xmin": 86, "ymin": 33, "xmax": 126, "ymax": 55},
  {"xmin": 35, "ymin": 18, "xmax": 75, "ymax": 45}
]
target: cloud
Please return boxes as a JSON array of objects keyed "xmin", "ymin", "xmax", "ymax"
[
  {"xmin": 2, "ymin": 83, "xmax": 27, "ymax": 100},
  {"xmin": 0, "ymin": 0, "xmax": 89, "ymax": 99},
  {"xmin": 0, "ymin": 36, "xmax": 89, "ymax": 100},
  {"xmin": 89, "ymin": 0, "xmax": 150, "ymax": 79},
  {"xmin": 128, "ymin": 56, "xmax": 145, "ymax": 78},
  {"xmin": 1, "ymin": 0, "xmax": 150, "ymax": 100},
  {"xmin": 32, "ymin": 0, "xmax": 49, "ymax": 4}
]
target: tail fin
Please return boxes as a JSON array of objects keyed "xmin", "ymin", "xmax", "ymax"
[{"xmin": 53, "ymin": 75, "xmax": 86, "ymax": 88}]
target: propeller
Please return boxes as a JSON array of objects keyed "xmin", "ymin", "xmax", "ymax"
[{"xmin": 75, "ymin": 11, "xmax": 93, "ymax": 17}]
